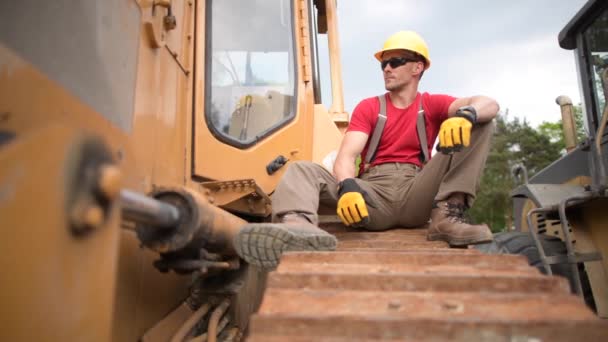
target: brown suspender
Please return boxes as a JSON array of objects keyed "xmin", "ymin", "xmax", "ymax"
[
  {"xmin": 364, "ymin": 95, "xmax": 429, "ymax": 171},
  {"xmin": 416, "ymin": 100, "xmax": 430, "ymax": 164},
  {"xmin": 364, "ymin": 95, "xmax": 387, "ymax": 169}
]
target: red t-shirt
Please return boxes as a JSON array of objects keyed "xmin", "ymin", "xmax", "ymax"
[{"xmin": 348, "ymin": 92, "xmax": 456, "ymax": 174}]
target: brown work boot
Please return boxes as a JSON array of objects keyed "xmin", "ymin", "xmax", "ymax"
[
  {"xmin": 427, "ymin": 201, "xmax": 493, "ymax": 246},
  {"xmin": 234, "ymin": 213, "xmax": 338, "ymax": 270}
]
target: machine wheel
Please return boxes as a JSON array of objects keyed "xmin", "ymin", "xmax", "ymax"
[{"xmin": 475, "ymin": 231, "xmax": 596, "ymax": 311}]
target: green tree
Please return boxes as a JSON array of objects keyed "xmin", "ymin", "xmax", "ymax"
[
  {"xmin": 468, "ymin": 114, "xmax": 564, "ymax": 232},
  {"xmin": 573, "ymin": 104, "xmax": 588, "ymax": 142},
  {"xmin": 537, "ymin": 104, "xmax": 587, "ymax": 153}
]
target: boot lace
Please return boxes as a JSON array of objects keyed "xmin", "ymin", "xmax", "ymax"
[{"xmin": 445, "ymin": 203, "xmax": 468, "ymax": 223}]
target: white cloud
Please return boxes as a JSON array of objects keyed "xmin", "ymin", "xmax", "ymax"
[
  {"xmin": 318, "ymin": 0, "xmax": 588, "ymax": 129},
  {"xmin": 434, "ymin": 35, "xmax": 581, "ymax": 126},
  {"xmin": 337, "ymin": 0, "xmax": 433, "ymax": 52}
]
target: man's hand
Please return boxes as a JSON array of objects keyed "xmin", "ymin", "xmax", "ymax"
[
  {"xmin": 437, "ymin": 106, "xmax": 477, "ymax": 154},
  {"xmin": 336, "ymin": 178, "xmax": 372, "ymax": 227}
]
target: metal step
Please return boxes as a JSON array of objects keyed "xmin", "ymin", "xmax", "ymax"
[
  {"xmin": 338, "ymin": 239, "xmax": 448, "ymax": 249},
  {"xmin": 278, "ymin": 252, "xmax": 537, "ymax": 276},
  {"xmin": 275, "ymin": 263, "xmax": 538, "ymax": 277},
  {"xmin": 266, "ymin": 271, "xmax": 570, "ymax": 293},
  {"xmin": 256, "ymin": 289, "xmax": 593, "ymax": 321},
  {"xmin": 249, "ymin": 317, "xmax": 608, "ymax": 341},
  {"xmin": 333, "ymin": 230, "xmax": 431, "ymax": 240},
  {"xmin": 335, "ymin": 247, "xmax": 479, "ymax": 254},
  {"xmin": 280, "ymin": 251, "xmax": 526, "ymax": 267},
  {"xmin": 245, "ymin": 226, "xmax": 606, "ymax": 341}
]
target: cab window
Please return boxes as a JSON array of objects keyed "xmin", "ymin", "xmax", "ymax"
[
  {"xmin": 583, "ymin": 9, "xmax": 608, "ymax": 124},
  {"xmin": 205, "ymin": 0, "xmax": 296, "ymax": 147}
]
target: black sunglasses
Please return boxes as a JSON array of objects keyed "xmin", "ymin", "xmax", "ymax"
[{"xmin": 380, "ymin": 57, "xmax": 417, "ymax": 70}]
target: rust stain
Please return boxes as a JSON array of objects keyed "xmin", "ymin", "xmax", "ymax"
[{"xmin": 246, "ymin": 223, "xmax": 607, "ymax": 341}]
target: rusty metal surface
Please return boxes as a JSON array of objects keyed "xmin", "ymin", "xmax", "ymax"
[
  {"xmin": 278, "ymin": 252, "xmax": 537, "ymax": 276},
  {"xmin": 258, "ymin": 289, "xmax": 594, "ymax": 320},
  {"xmin": 246, "ymin": 223, "xmax": 607, "ymax": 341},
  {"xmin": 279, "ymin": 251, "xmax": 526, "ymax": 266},
  {"xmin": 266, "ymin": 272, "xmax": 570, "ymax": 293},
  {"xmin": 335, "ymin": 247, "xmax": 480, "ymax": 254},
  {"xmin": 249, "ymin": 318, "xmax": 608, "ymax": 341},
  {"xmin": 333, "ymin": 231, "xmax": 431, "ymax": 240},
  {"xmin": 338, "ymin": 239, "xmax": 448, "ymax": 249},
  {"xmin": 275, "ymin": 263, "xmax": 538, "ymax": 277}
]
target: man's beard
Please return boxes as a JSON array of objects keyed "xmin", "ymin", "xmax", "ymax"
[{"xmin": 385, "ymin": 80, "xmax": 405, "ymax": 91}]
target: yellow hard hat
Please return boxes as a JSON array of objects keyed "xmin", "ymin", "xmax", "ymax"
[{"xmin": 374, "ymin": 31, "xmax": 431, "ymax": 70}]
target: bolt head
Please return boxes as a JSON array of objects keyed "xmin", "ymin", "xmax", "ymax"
[
  {"xmin": 84, "ymin": 206, "xmax": 104, "ymax": 227},
  {"xmin": 71, "ymin": 203, "xmax": 104, "ymax": 234},
  {"xmin": 164, "ymin": 15, "xmax": 177, "ymax": 30},
  {"xmin": 388, "ymin": 299, "xmax": 401, "ymax": 310},
  {"xmin": 97, "ymin": 165, "xmax": 122, "ymax": 200}
]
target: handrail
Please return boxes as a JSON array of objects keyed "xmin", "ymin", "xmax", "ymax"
[{"xmin": 325, "ymin": 0, "xmax": 346, "ymax": 116}]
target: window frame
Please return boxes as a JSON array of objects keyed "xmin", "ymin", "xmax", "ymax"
[
  {"xmin": 308, "ymin": 0, "xmax": 322, "ymax": 104},
  {"xmin": 203, "ymin": 0, "xmax": 299, "ymax": 149},
  {"xmin": 582, "ymin": 12, "xmax": 608, "ymax": 130},
  {"xmin": 572, "ymin": 4, "xmax": 608, "ymax": 134}
]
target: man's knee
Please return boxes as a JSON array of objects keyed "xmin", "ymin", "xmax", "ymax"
[
  {"xmin": 286, "ymin": 160, "xmax": 322, "ymax": 173},
  {"xmin": 281, "ymin": 160, "xmax": 319, "ymax": 179},
  {"xmin": 281, "ymin": 161, "xmax": 334, "ymax": 188}
]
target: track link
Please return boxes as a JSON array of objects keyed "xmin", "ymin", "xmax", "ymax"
[{"xmin": 246, "ymin": 222, "xmax": 607, "ymax": 341}]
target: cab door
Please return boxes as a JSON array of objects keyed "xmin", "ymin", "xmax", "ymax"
[{"xmin": 193, "ymin": 0, "xmax": 314, "ymax": 194}]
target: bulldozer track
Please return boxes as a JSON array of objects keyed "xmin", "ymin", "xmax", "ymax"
[{"xmin": 247, "ymin": 222, "xmax": 608, "ymax": 341}]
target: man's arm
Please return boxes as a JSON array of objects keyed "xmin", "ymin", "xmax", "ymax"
[
  {"xmin": 333, "ymin": 131, "xmax": 369, "ymax": 182},
  {"xmin": 447, "ymin": 95, "xmax": 499, "ymax": 123}
]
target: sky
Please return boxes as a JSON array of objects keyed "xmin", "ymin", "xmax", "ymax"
[{"xmin": 317, "ymin": 0, "xmax": 588, "ymax": 127}]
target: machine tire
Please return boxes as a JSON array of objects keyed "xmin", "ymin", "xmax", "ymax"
[{"xmin": 475, "ymin": 231, "xmax": 596, "ymax": 311}]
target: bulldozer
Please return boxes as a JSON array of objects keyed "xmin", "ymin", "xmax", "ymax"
[
  {"xmin": 485, "ymin": 0, "xmax": 608, "ymax": 317},
  {"xmin": 0, "ymin": 0, "xmax": 607, "ymax": 341}
]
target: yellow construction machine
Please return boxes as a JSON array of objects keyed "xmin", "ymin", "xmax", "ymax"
[
  {"xmin": 0, "ymin": 1, "xmax": 344, "ymax": 340},
  {"xmin": 1, "ymin": 0, "xmax": 607, "ymax": 341},
  {"xmin": 479, "ymin": 0, "xmax": 608, "ymax": 317}
]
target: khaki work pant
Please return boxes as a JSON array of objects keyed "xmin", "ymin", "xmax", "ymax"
[{"xmin": 272, "ymin": 122, "xmax": 494, "ymax": 230}]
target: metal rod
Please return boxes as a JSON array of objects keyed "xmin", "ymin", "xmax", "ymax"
[
  {"xmin": 526, "ymin": 208, "xmax": 554, "ymax": 275},
  {"xmin": 188, "ymin": 333, "xmax": 206, "ymax": 342},
  {"xmin": 187, "ymin": 320, "xmax": 231, "ymax": 342},
  {"xmin": 120, "ymin": 189, "xmax": 180, "ymax": 228},
  {"xmin": 207, "ymin": 299, "xmax": 231, "ymax": 342},
  {"xmin": 511, "ymin": 164, "xmax": 528, "ymax": 185},
  {"xmin": 170, "ymin": 303, "xmax": 211, "ymax": 342},
  {"xmin": 558, "ymin": 194, "xmax": 592, "ymax": 296},
  {"xmin": 223, "ymin": 327, "xmax": 240, "ymax": 342},
  {"xmin": 594, "ymin": 89, "xmax": 608, "ymax": 191},
  {"xmin": 308, "ymin": 0, "xmax": 322, "ymax": 104},
  {"xmin": 325, "ymin": 0, "xmax": 345, "ymax": 115},
  {"xmin": 210, "ymin": 316, "xmax": 230, "ymax": 342}
]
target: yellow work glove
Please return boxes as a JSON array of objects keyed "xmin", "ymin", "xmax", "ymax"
[
  {"xmin": 336, "ymin": 178, "xmax": 373, "ymax": 227},
  {"xmin": 437, "ymin": 106, "xmax": 477, "ymax": 154}
]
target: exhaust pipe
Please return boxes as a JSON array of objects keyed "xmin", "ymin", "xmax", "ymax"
[{"xmin": 555, "ymin": 95, "xmax": 578, "ymax": 152}]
